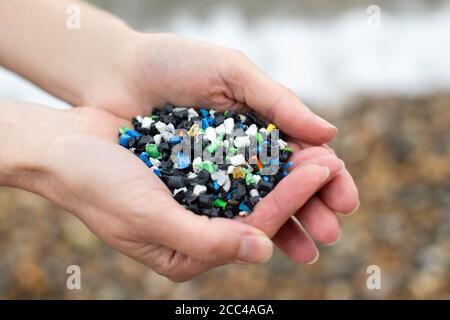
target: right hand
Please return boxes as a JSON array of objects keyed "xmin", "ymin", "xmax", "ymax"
[{"xmin": 2, "ymin": 103, "xmax": 343, "ymax": 281}]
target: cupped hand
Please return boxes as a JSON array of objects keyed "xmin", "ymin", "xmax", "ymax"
[
  {"xmin": 10, "ymin": 105, "xmax": 342, "ymax": 281},
  {"xmin": 81, "ymin": 33, "xmax": 359, "ymax": 262}
]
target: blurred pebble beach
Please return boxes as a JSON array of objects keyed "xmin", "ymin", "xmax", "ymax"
[
  {"xmin": 0, "ymin": 0, "xmax": 449, "ymax": 299},
  {"xmin": 1, "ymin": 94, "xmax": 448, "ymax": 299}
]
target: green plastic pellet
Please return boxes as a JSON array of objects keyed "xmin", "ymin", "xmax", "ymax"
[
  {"xmin": 213, "ymin": 198, "xmax": 227, "ymax": 210},
  {"xmin": 229, "ymin": 147, "xmax": 238, "ymax": 156},
  {"xmin": 146, "ymin": 144, "xmax": 160, "ymax": 159},
  {"xmin": 151, "ymin": 115, "xmax": 159, "ymax": 120},
  {"xmin": 201, "ymin": 161, "xmax": 217, "ymax": 174},
  {"xmin": 245, "ymin": 172, "xmax": 256, "ymax": 185},
  {"xmin": 119, "ymin": 125, "xmax": 131, "ymax": 135},
  {"xmin": 207, "ymin": 143, "xmax": 218, "ymax": 154},
  {"xmin": 255, "ymin": 132, "xmax": 263, "ymax": 144},
  {"xmin": 282, "ymin": 146, "xmax": 293, "ymax": 153},
  {"xmin": 224, "ymin": 110, "xmax": 229, "ymax": 117}
]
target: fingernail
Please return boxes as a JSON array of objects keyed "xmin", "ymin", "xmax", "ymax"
[
  {"xmin": 306, "ymin": 250, "xmax": 320, "ymax": 265},
  {"xmin": 337, "ymin": 200, "xmax": 361, "ymax": 216},
  {"xmin": 347, "ymin": 200, "xmax": 360, "ymax": 216},
  {"xmin": 315, "ymin": 114, "xmax": 337, "ymax": 131},
  {"xmin": 237, "ymin": 234, "xmax": 273, "ymax": 264},
  {"xmin": 324, "ymin": 229, "xmax": 341, "ymax": 246}
]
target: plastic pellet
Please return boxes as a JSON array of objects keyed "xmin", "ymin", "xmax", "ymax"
[
  {"xmin": 146, "ymin": 144, "xmax": 160, "ymax": 159},
  {"xmin": 118, "ymin": 106, "xmax": 292, "ymax": 219},
  {"xmin": 139, "ymin": 152, "xmax": 152, "ymax": 168},
  {"xmin": 213, "ymin": 198, "xmax": 227, "ymax": 210}
]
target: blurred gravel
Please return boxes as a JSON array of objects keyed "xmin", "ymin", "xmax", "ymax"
[{"xmin": 0, "ymin": 94, "xmax": 449, "ymax": 299}]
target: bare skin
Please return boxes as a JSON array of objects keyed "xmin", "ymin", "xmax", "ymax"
[{"xmin": 0, "ymin": 0, "xmax": 359, "ymax": 280}]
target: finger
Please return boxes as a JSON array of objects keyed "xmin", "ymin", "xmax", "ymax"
[
  {"xmin": 288, "ymin": 146, "xmax": 333, "ymax": 163},
  {"xmin": 273, "ymin": 218, "xmax": 319, "ymax": 264},
  {"xmin": 144, "ymin": 193, "xmax": 273, "ymax": 265},
  {"xmin": 142, "ymin": 248, "xmax": 226, "ymax": 282},
  {"xmin": 288, "ymin": 154, "xmax": 344, "ymax": 175},
  {"xmin": 241, "ymin": 163, "xmax": 338, "ymax": 238},
  {"xmin": 320, "ymin": 169, "xmax": 360, "ymax": 214},
  {"xmin": 286, "ymin": 139, "xmax": 359, "ymax": 214},
  {"xmin": 295, "ymin": 196, "xmax": 340, "ymax": 244},
  {"xmin": 227, "ymin": 55, "xmax": 337, "ymax": 144}
]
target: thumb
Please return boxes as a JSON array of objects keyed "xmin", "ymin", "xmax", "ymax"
[
  {"xmin": 150, "ymin": 196, "xmax": 273, "ymax": 264},
  {"xmin": 224, "ymin": 51, "xmax": 337, "ymax": 144}
]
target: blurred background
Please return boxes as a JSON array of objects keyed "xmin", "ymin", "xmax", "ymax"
[{"xmin": 0, "ymin": 0, "xmax": 449, "ymax": 299}]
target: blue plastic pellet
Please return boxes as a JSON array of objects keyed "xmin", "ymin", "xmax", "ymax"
[
  {"xmin": 176, "ymin": 152, "xmax": 191, "ymax": 169},
  {"xmin": 153, "ymin": 168, "xmax": 162, "ymax": 177},
  {"xmin": 139, "ymin": 152, "xmax": 152, "ymax": 168},
  {"xmin": 239, "ymin": 202, "xmax": 251, "ymax": 212},
  {"xmin": 168, "ymin": 135, "xmax": 183, "ymax": 145},
  {"xmin": 207, "ymin": 116, "xmax": 214, "ymax": 125},
  {"xmin": 284, "ymin": 161, "xmax": 293, "ymax": 169},
  {"xmin": 199, "ymin": 109, "xmax": 209, "ymax": 118},
  {"xmin": 239, "ymin": 122, "xmax": 244, "ymax": 129},
  {"xmin": 125, "ymin": 129, "xmax": 141, "ymax": 138},
  {"xmin": 213, "ymin": 181, "xmax": 220, "ymax": 191},
  {"xmin": 201, "ymin": 118, "xmax": 209, "ymax": 130},
  {"xmin": 262, "ymin": 176, "xmax": 269, "ymax": 182},
  {"xmin": 270, "ymin": 158, "xmax": 280, "ymax": 166},
  {"xmin": 119, "ymin": 133, "xmax": 132, "ymax": 148}
]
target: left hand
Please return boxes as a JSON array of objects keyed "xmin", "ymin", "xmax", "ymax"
[{"xmin": 79, "ymin": 32, "xmax": 359, "ymax": 262}]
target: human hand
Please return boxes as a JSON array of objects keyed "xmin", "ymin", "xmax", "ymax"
[
  {"xmin": 81, "ymin": 33, "xmax": 359, "ymax": 262},
  {"xmin": 0, "ymin": 0, "xmax": 359, "ymax": 266},
  {"xmin": 0, "ymin": 103, "xmax": 346, "ymax": 281}
]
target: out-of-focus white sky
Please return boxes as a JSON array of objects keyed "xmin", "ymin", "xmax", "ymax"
[{"xmin": 1, "ymin": 0, "xmax": 449, "ymax": 109}]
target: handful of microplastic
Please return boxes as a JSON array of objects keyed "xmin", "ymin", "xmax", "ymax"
[{"xmin": 118, "ymin": 104, "xmax": 293, "ymax": 218}]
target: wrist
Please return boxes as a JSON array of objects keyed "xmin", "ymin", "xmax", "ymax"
[{"xmin": 0, "ymin": 102, "xmax": 70, "ymax": 191}]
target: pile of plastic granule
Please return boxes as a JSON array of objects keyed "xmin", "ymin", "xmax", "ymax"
[{"xmin": 118, "ymin": 104, "xmax": 293, "ymax": 218}]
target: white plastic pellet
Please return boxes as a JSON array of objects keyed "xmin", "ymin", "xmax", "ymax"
[
  {"xmin": 278, "ymin": 139, "xmax": 288, "ymax": 149},
  {"xmin": 205, "ymin": 127, "xmax": 217, "ymax": 142},
  {"xmin": 224, "ymin": 118, "xmax": 235, "ymax": 135},
  {"xmin": 229, "ymin": 154, "xmax": 245, "ymax": 166},
  {"xmin": 166, "ymin": 123, "xmax": 175, "ymax": 133},
  {"xmin": 211, "ymin": 170, "xmax": 228, "ymax": 186},
  {"xmin": 253, "ymin": 174, "xmax": 261, "ymax": 185},
  {"xmin": 227, "ymin": 165, "xmax": 236, "ymax": 174},
  {"xmin": 188, "ymin": 108, "xmax": 199, "ymax": 119},
  {"xmin": 141, "ymin": 117, "xmax": 153, "ymax": 129},
  {"xmin": 223, "ymin": 179, "xmax": 231, "ymax": 192},
  {"xmin": 187, "ymin": 172, "xmax": 198, "ymax": 179},
  {"xmin": 193, "ymin": 185, "xmax": 207, "ymax": 196},
  {"xmin": 155, "ymin": 121, "xmax": 167, "ymax": 133},
  {"xmin": 149, "ymin": 157, "xmax": 161, "ymax": 167},
  {"xmin": 245, "ymin": 124, "xmax": 258, "ymax": 136},
  {"xmin": 215, "ymin": 123, "xmax": 226, "ymax": 135},
  {"xmin": 173, "ymin": 187, "xmax": 187, "ymax": 195},
  {"xmin": 153, "ymin": 134, "xmax": 162, "ymax": 145},
  {"xmin": 192, "ymin": 157, "xmax": 203, "ymax": 172},
  {"xmin": 250, "ymin": 189, "xmax": 260, "ymax": 197},
  {"xmin": 234, "ymin": 136, "xmax": 251, "ymax": 148}
]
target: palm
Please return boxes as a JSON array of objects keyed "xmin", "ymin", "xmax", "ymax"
[{"xmin": 50, "ymin": 108, "xmax": 202, "ymax": 278}]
